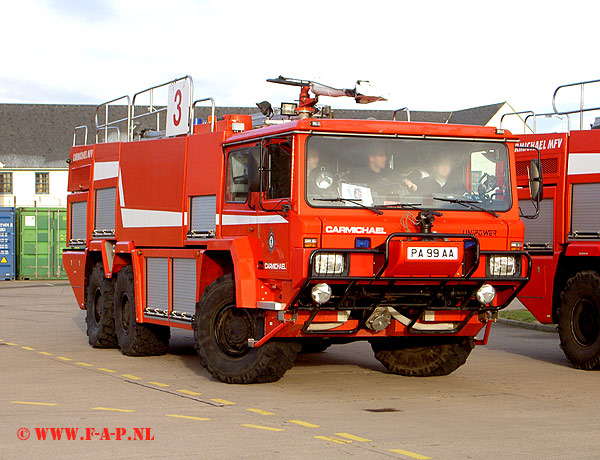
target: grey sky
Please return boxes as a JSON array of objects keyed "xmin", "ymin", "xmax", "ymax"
[{"xmin": 1, "ymin": 0, "xmax": 599, "ymax": 122}]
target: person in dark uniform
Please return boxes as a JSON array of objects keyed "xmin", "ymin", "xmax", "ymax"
[
  {"xmin": 420, "ymin": 155, "xmax": 464, "ymax": 195},
  {"xmin": 352, "ymin": 147, "xmax": 417, "ymax": 196}
]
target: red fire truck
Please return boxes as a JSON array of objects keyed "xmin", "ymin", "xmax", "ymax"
[
  {"xmin": 64, "ymin": 75, "xmax": 532, "ymax": 383},
  {"xmin": 513, "ymin": 78, "xmax": 600, "ymax": 370}
]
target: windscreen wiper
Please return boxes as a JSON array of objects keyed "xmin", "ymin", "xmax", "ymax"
[
  {"xmin": 433, "ymin": 196, "xmax": 498, "ymax": 218},
  {"xmin": 313, "ymin": 197, "xmax": 383, "ymax": 215}
]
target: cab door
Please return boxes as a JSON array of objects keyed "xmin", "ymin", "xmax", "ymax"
[{"xmin": 256, "ymin": 138, "xmax": 293, "ymax": 279}]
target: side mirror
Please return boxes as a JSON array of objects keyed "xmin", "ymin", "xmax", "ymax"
[
  {"xmin": 248, "ymin": 145, "xmax": 267, "ymax": 193},
  {"xmin": 529, "ymin": 158, "xmax": 543, "ymax": 202}
]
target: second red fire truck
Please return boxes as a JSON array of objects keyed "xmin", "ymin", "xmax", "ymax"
[
  {"xmin": 514, "ymin": 78, "xmax": 600, "ymax": 370},
  {"xmin": 64, "ymin": 76, "xmax": 532, "ymax": 383}
]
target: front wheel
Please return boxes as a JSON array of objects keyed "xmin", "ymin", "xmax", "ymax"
[
  {"xmin": 194, "ymin": 274, "xmax": 300, "ymax": 384},
  {"xmin": 558, "ymin": 271, "xmax": 600, "ymax": 369},
  {"xmin": 371, "ymin": 337, "xmax": 474, "ymax": 376}
]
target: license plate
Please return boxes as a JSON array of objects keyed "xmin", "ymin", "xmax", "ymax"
[{"xmin": 406, "ymin": 246, "xmax": 459, "ymax": 260}]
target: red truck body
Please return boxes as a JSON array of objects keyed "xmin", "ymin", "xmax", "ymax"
[{"xmin": 64, "ymin": 76, "xmax": 530, "ymax": 383}]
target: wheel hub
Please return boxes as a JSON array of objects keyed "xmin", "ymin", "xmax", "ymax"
[
  {"xmin": 215, "ymin": 305, "xmax": 254, "ymax": 357},
  {"xmin": 571, "ymin": 298, "xmax": 600, "ymax": 347},
  {"xmin": 93, "ymin": 288, "xmax": 102, "ymax": 323},
  {"xmin": 120, "ymin": 293, "xmax": 131, "ymax": 331}
]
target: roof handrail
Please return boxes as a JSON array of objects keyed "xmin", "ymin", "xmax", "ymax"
[
  {"xmin": 130, "ymin": 75, "xmax": 193, "ymax": 141},
  {"xmin": 72, "ymin": 125, "xmax": 88, "ymax": 146},
  {"xmin": 524, "ymin": 112, "xmax": 571, "ymax": 133},
  {"xmin": 552, "ymin": 78, "xmax": 600, "ymax": 129},
  {"xmin": 191, "ymin": 97, "xmax": 216, "ymax": 133},
  {"xmin": 393, "ymin": 107, "xmax": 410, "ymax": 122},
  {"xmin": 95, "ymin": 95, "xmax": 131, "ymax": 143},
  {"xmin": 499, "ymin": 111, "xmax": 535, "ymax": 133}
]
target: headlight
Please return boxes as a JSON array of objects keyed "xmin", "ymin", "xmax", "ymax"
[
  {"xmin": 314, "ymin": 253, "xmax": 345, "ymax": 275},
  {"xmin": 311, "ymin": 283, "xmax": 332, "ymax": 304},
  {"xmin": 488, "ymin": 255, "xmax": 517, "ymax": 277},
  {"xmin": 476, "ymin": 283, "xmax": 496, "ymax": 305}
]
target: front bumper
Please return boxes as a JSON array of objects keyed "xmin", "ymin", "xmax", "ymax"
[{"xmin": 289, "ymin": 232, "xmax": 532, "ymax": 335}]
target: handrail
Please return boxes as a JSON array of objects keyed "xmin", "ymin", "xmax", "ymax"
[
  {"xmin": 130, "ymin": 75, "xmax": 194, "ymax": 140},
  {"xmin": 393, "ymin": 107, "xmax": 410, "ymax": 122},
  {"xmin": 95, "ymin": 126, "xmax": 121, "ymax": 144},
  {"xmin": 499, "ymin": 111, "xmax": 535, "ymax": 133},
  {"xmin": 191, "ymin": 97, "xmax": 216, "ymax": 133},
  {"xmin": 552, "ymin": 78, "xmax": 600, "ymax": 129},
  {"xmin": 72, "ymin": 125, "xmax": 88, "ymax": 146},
  {"xmin": 524, "ymin": 112, "xmax": 571, "ymax": 133},
  {"xmin": 95, "ymin": 95, "xmax": 131, "ymax": 143}
]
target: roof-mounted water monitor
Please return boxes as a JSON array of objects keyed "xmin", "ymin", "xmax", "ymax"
[{"xmin": 266, "ymin": 76, "xmax": 387, "ymax": 118}]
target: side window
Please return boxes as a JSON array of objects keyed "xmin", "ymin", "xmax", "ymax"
[
  {"xmin": 226, "ymin": 148, "xmax": 249, "ymax": 202},
  {"xmin": 267, "ymin": 140, "xmax": 292, "ymax": 199}
]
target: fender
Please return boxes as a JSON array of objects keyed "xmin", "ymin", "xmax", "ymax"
[{"xmin": 565, "ymin": 242, "xmax": 600, "ymax": 258}]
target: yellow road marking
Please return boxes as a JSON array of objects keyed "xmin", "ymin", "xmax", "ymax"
[
  {"xmin": 5, "ymin": 342, "xmax": 18, "ymax": 346},
  {"xmin": 210, "ymin": 398, "xmax": 235, "ymax": 405},
  {"xmin": 92, "ymin": 407, "xmax": 135, "ymax": 413},
  {"xmin": 76, "ymin": 362, "xmax": 94, "ymax": 367},
  {"xmin": 166, "ymin": 414, "xmax": 210, "ymax": 421},
  {"xmin": 389, "ymin": 449, "xmax": 432, "ymax": 459},
  {"xmin": 288, "ymin": 420, "xmax": 319, "ymax": 428},
  {"xmin": 241, "ymin": 424, "xmax": 284, "ymax": 432},
  {"xmin": 38, "ymin": 351, "xmax": 53, "ymax": 356},
  {"xmin": 0, "ymin": 338, "xmax": 3, "ymax": 341},
  {"xmin": 56, "ymin": 356, "xmax": 73, "ymax": 361},
  {"xmin": 12, "ymin": 401, "xmax": 57, "ymax": 406},
  {"xmin": 335, "ymin": 432, "xmax": 372, "ymax": 442},
  {"xmin": 314, "ymin": 435, "xmax": 350, "ymax": 444},
  {"xmin": 247, "ymin": 408, "xmax": 274, "ymax": 416},
  {"xmin": 97, "ymin": 368, "xmax": 116, "ymax": 373},
  {"xmin": 148, "ymin": 381, "xmax": 169, "ymax": 387},
  {"xmin": 176, "ymin": 389, "xmax": 202, "ymax": 396},
  {"xmin": 21, "ymin": 346, "xmax": 35, "ymax": 351},
  {"xmin": 121, "ymin": 374, "xmax": 142, "ymax": 380}
]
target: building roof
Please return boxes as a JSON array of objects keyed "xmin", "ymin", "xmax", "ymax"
[{"xmin": 0, "ymin": 102, "xmax": 506, "ymax": 168}]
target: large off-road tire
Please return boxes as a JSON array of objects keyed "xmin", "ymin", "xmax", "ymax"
[
  {"xmin": 194, "ymin": 274, "xmax": 300, "ymax": 384},
  {"xmin": 371, "ymin": 337, "xmax": 474, "ymax": 377},
  {"xmin": 85, "ymin": 263, "xmax": 117, "ymax": 348},
  {"xmin": 299, "ymin": 340, "xmax": 332, "ymax": 353},
  {"xmin": 558, "ymin": 271, "xmax": 600, "ymax": 370},
  {"xmin": 114, "ymin": 265, "xmax": 170, "ymax": 356}
]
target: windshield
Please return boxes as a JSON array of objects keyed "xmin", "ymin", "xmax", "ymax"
[{"xmin": 305, "ymin": 135, "xmax": 511, "ymax": 212}]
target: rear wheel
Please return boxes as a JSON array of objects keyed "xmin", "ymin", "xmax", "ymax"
[
  {"xmin": 558, "ymin": 271, "xmax": 600, "ymax": 369},
  {"xmin": 85, "ymin": 263, "xmax": 117, "ymax": 348},
  {"xmin": 371, "ymin": 337, "xmax": 474, "ymax": 376},
  {"xmin": 194, "ymin": 274, "xmax": 300, "ymax": 384},
  {"xmin": 114, "ymin": 265, "xmax": 170, "ymax": 356}
]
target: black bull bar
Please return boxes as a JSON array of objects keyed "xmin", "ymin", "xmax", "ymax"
[{"xmin": 288, "ymin": 232, "xmax": 532, "ymax": 335}]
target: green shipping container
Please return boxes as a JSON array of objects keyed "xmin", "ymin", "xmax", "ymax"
[{"xmin": 16, "ymin": 207, "xmax": 67, "ymax": 280}]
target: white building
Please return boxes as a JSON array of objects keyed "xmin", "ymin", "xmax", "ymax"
[{"xmin": 0, "ymin": 165, "xmax": 68, "ymax": 207}]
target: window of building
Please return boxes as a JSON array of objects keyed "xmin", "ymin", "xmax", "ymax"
[
  {"xmin": 35, "ymin": 172, "xmax": 49, "ymax": 194},
  {"xmin": 0, "ymin": 172, "xmax": 12, "ymax": 194}
]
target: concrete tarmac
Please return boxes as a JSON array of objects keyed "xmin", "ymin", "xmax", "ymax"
[{"xmin": 1, "ymin": 281, "xmax": 598, "ymax": 460}]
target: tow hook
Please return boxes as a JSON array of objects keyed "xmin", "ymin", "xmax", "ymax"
[
  {"xmin": 474, "ymin": 311, "xmax": 498, "ymax": 346},
  {"xmin": 366, "ymin": 307, "xmax": 392, "ymax": 332}
]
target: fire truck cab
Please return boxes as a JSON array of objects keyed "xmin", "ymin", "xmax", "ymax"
[
  {"xmin": 514, "ymin": 78, "xmax": 600, "ymax": 370},
  {"xmin": 64, "ymin": 76, "xmax": 530, "ymax": 383}
]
